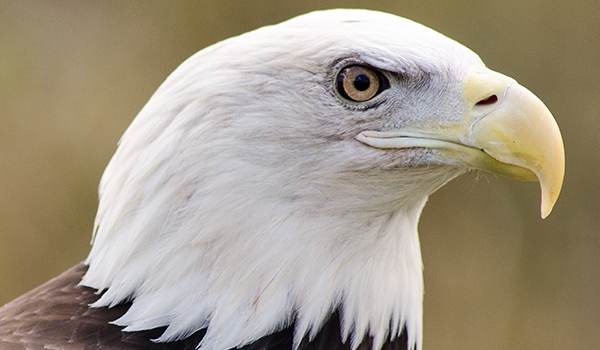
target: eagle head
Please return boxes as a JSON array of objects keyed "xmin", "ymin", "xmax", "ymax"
[{"xmin": 80, "ymin": 9, "xmax": 564, "ymax": 350}]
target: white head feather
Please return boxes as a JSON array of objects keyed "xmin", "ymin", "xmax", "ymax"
[{"xmin": 81, "ymin": 9, "xmax": 483, "ymax": 350}]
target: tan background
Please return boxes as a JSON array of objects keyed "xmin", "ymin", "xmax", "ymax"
[{"xmin": 0, "ymin": 1, "xmax": 598, "ymax": 349}]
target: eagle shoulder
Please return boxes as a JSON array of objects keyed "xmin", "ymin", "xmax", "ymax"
[{"xmin": 0, "ymin": 264, "xmax": 409, "ymax": 350}]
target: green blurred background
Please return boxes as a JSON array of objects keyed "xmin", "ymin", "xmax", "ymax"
[{"xmin": 0, "ymin": 1, "xmax": 598, "ymax": 349}]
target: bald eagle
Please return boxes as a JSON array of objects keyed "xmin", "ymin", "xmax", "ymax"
[{"xmin": 0, "ymin": 9, "xmax": 563, "ymax": 350}]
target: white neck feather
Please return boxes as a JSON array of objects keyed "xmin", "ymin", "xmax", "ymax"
[{"xmin": 83, "ymin": 188, "xmax": 427, "ymax": 350}]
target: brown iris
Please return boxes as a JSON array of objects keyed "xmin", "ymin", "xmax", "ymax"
[{"xmin": 337, "ymin": 66, "xmax": 381, "ymax": 102}]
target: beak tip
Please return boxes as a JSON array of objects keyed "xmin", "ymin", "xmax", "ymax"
[
  {"xmin": 540, "ymin": 185, "xmax": 562, "ymax": 219},
  {"xmin": 540, "ymin": 208, "xmax": 551, "ymax": 220}
]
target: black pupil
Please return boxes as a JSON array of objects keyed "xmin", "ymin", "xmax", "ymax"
[{"xmin": 353, "ymin": 74, "xmax": 370, "ymax": 91}]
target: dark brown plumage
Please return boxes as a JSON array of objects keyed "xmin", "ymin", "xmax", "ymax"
[{"xmin": 0, "ymin": 264, "xmax": 408, "ymax": 350}]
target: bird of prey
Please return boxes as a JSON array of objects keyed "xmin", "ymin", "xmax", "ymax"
[{"xmin": 0, "ymin": 8, "xmax": 564, "ymax": 350}]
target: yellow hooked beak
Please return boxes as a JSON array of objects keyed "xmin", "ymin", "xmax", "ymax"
[{"xmin": 356, "ymin": 65, "xmax": 565, "ymax": 218}]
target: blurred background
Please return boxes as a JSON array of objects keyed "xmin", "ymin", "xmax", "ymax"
[{"xmin": 0, "ymin": 1, "xmax": 598, "ymax": 349}]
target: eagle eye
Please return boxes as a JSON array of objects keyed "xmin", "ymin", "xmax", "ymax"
[{"xmin": 336, "ymin": 65, "xmax": 389, "ymax": 102}]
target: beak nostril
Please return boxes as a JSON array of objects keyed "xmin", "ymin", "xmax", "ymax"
[{"xmin": 476, "ymin": 94, "xmax": 498, "ymax": 106}]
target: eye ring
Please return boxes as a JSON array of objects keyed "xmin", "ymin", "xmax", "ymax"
[{"xmin": 336, "ymin": 65, "xmax": 389, "ymax": 102}]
